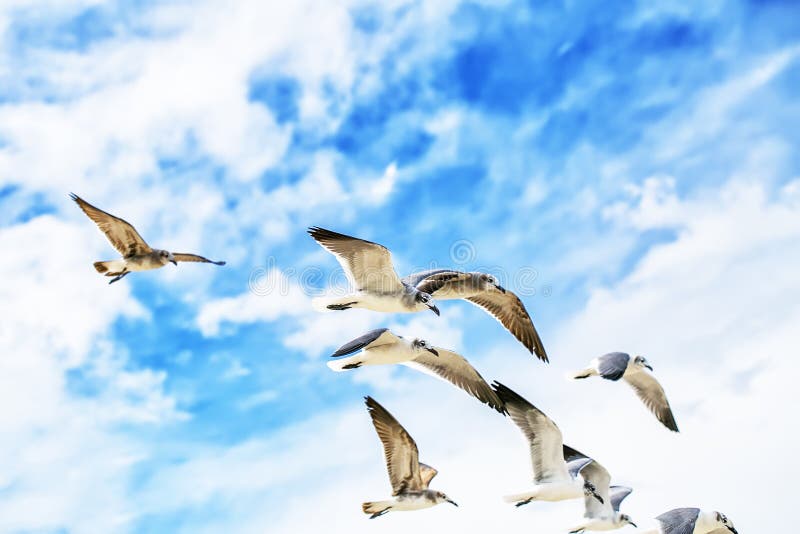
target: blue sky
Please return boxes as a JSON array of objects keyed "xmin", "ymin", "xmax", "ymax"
[{"xmin": 1, "ymin": 1, "xmax": 799, "ymax": 532}]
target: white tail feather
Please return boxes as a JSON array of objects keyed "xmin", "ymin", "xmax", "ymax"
[
  {"xmin": 362, "ymin": 500, "xmax": 393, "ymax": 515},
  {"xmin": 503, "ymin": 491, "xmax": 537, "ymax": 504},
  {"xmin": 570, "ymin": 368, "xmax": 596, "ymax": 380},
  {"xmin": 326, "ymin": 356, "xmax": 361, "ymax": 372}
]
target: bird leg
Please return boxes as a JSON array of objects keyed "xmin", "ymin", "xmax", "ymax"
[
  {"xmin": 327, "ymin": 302, "xmax": 357, "ymax": 311},
  {"xmin": 108, "ymin": 271, "xmax": 130, "ymax": 284},
  {"xmin": 369, "ymin": 508, "xmax": 390, "ymax": 519},
  {"xmin": 515, "ymin": 497, "xmax": 534, "ymax": 507}
]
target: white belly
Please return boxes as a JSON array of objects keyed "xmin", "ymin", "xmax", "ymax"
[
  {"xmin": 392, "ymin": 496, "xmax": 437, "ymax": 511},
  {"xmin": 531, "ymin": 481, "xmax": 583, "ymax": 502},
  {"xmin": 362, "ymin": 344, "xmax": 415, "ymax": 365},
  {"xmin": 577, "ymin": 518, "xmax": 620, "ymax": 531},
  {"xmin": 356, "ymin": 291, "xmax": 414, "ymax": 312}
]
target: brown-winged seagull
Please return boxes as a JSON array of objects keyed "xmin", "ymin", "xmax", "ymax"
[
  {"xmin": 571, "ymin": 352, "xmax": 679, "ymax": 432},
  {"xmin": 71, "ymin": 193, "xmax": 225, "ymax": 283},
  {"xmin": 307, "ymin": 226, "xmax": 440, "ymax": 315},
  {"xmin": 328, "ymin": 329, "xmax": 505, "ymax": 413},
  {"xmin": 403, "ymin": 269, "xmax": 548, "ymax": 361},
  {"xmin": 492, "ymin": 382, "xmax": 603, "ymax": 506},
  {"xmin": 563, "ymin": 445, "xmax": 636, "ymax": 533},
  {"xmin": 361, "ymin": 396, "xmax": 458, "ymax": 518}
]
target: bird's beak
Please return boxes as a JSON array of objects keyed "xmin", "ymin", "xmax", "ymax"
[
  {"xmin": 171, "ymin": 260, "xmax": 177, "ymax": 266},
  {"xmin": 592, "ymin": 491, "xmax": 604, "ymax": 504},
  {"xmin": 427, "ymin": 347, "xmax": 439, "ymax": 357},
  {"xmin": 727, "ymin": 528, "xmax": 737, "ymax": 534},
  {"xmin": 645, "ymin": 363, "xmax": 653, "ymax": 371},
  {"xmin": 496, "ymin": 284, "xmax": 506, "ymax": 294},
  {"xmin": 628, "ymin": 521, "xmax": 637, "ymax": 528},
  {"xmin": 428, "ymin": 303, "xmax": 440, "ymax": 316},
  {"xmin": 446, "ymin": 499, "xmax": 458, "ymax": 507}
]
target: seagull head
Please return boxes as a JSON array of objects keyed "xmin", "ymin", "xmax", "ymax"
[
  {"xmin": 416, "ymin": 291, "xmax": 440, "ymax": 316},
  {"xmin": 715, "ymin": 512, "xmax": 737, "ymax": 534},
  {"xmin": 619, "ymin": 514, "xmax": 636, "ymax": 528},
  {"xmin": 435, "ymin": 491, "xmax": 458, "ymax": 507},
  {"xmin": 583, "ymin": 481, "xmax": 604, "ymax": 504},
  {"xmin": 159, "ymin": 250, "xmax": 178, "ymax": 266},
  {"xmin": 479, "ymin": 273, "xmax": 506, "ymax": 293},
  {"xmin": 412, "ymin": 339, "xmax": 439, "ymax": 357},
  {"xmin": 634, "ymin": 355, "xmax": 653, "ymax": 371}
]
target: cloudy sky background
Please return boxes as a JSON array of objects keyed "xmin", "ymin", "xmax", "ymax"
[{"xmin": 1, "ymin": 0, "xmax": 799, "ymax": 532}]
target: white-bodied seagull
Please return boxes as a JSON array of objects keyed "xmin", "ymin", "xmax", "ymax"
[
  {"xmin": 563, "ymin": 445, "xmax": 636, "ymax": 532},
  {"xmin": 328, "ymin": 329, "xmax": 505, "ymax": 413},
  {"xmin": 640, "ymin": 508, "xmax": 738, "ymax": 534},
  {"xmin": 403, "ymin": 269, "xmax": 548, "ymax": 361},
  {"xmin": 307, "ymin": 226, "xmax": 441, "ymax": 315},
  {"xmin": 71, "ymin": 194, "xmax": 225, "ymax": 284},
  {"xmin": 361, "ymin": 396, "xmax": 458, "ymax": 518},
  {"xmin": 492, "ymin": 382, "xmax": 604, "ymax": 506},
  {"xmin": 571, "ymin": 352, "xmax": 679, "ymax": 432}
]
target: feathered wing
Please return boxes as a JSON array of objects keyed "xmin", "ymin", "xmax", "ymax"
[
  {"xmin": 596, "ymin": 352, "xmax": 631, "ymax": 381},
  {"xmin": 624, "ymin": 371, "xmax": 679, "ymax": 432},
  {"xmin": 172, "ymin": 253, "xmax": 225, "ymax": 265},
  {"xmin": 418, "ymin": 463, "xmax": 438, "ymax": 488},
  {"xmin": 467, "ymin": 290, "xmax": 548, "ymax": 361},
  {"xmin": 331, "ymin": 328, "xmax": 398, "ymax": 357},
  {"xmin": 404, "ymin": 269, "xmax": 470, "ymax": 295},
  {"xmin": 308, "ymin": 227, "xmax": 403, "ymax": 292},
  {"xmin": 655, "ymin": 508, "xmax": 701, "ymax": 534},
  {"xmin": 71, "ymin": 193, "xmax": 151, "ymax": 257},
  {"xmin": 563, "ymin": 445, "xmax": 611, "ymax": 519},
  {"xmin": 609, "ymin": 486, "xmax": 633, "ymax": 512},
  {"xmin": 492, "ymin": 382, "xmax": 568, "ymax": 483},
  {"xmin": 364, "ymin": 397, "xmax": 423, "ymax": 495},
  {"xmin": 404, "ymin": 349, "xmax": 506, "ymax": 413}
]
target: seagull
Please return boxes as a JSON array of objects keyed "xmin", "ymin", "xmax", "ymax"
[
  {"xmin": 571, "ymin": 352, "xmax": 679, "ymax": 432},
  {"xmin": 361, "ymin": 396, "xmax": 458, "ymax": 518},
  {"xmin": 71, "ymin": 194, "xmax": 225, "ymax": 284},
  {"xmin": 307, "ymin": 226, "xmax": 440, "ymax": 315},
  {"xmin": 491, "ymin": 381, "xmax": 604, "ymax": 507},
  {"xmin": 403, "ymin": 269, "xmax": 548, "ymax": 361},
  {"xmin": 328, "ymin": 329, "xmax": 505, "ymax": 413},
  {"xmin": 563, "ymin": 446, "xmax": 636, "ymax": 532},
  {"xmin": 640, "ymin": 508, "xmax": 738, "ymax": 534}
]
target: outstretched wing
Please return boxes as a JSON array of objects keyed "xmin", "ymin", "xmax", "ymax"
[
  {"xmin": 656, "ymin": 508, "xmax": 701, "ymax": 534},
  {"xmin": 331, "ymin": 329, "xmax": 400, "ymax": 357},
  {"xmin": 308, "ymin": 227, "xmax": 403, "ymax": 292},
  {"xmin": 172, "ymin": 253, "xmax": 226, "ymax": 265},
  {"xmin": 609, "ymin": 486, "xmax": 633, "ymax": 512},
  {"xmin": 563, "ymin": 445, "xmax": 611, "ymax": 519},
  {"xmin": 493, "ymin": 382, "xmax": 568, "ymax": 483},
  {"xmin": 405, "ymin": 348, "xmax": 506, "ymax": 413},
  {"xmin": 596, "ymin": 352, "xmax": 631, "ymax": 381},
  {"xmin": 71, "ymin": 193, "xmax": 151, "ymax": 257},
  {"xmin": 364, "ymin": 396, "xmax": 423, "ymax": 495},
  {"xmin": 419, "ymin": 462, "xmax": 438, "ymax": 488},
  {"xmin": 467, "ymin": 291, "xmax": 548, "ymax": 361},
  {"xmin": 624, "ymin": 371, "xmax": 679, "ymax": 432},
  {"xmin": 403, "ymin": 269, "xmax": 469, "ymax": 295}
]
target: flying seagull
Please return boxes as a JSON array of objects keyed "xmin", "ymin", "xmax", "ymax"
[
  {"xmin": 491, "ymin": 381, "xmax": 604, "ymax": 507},
  {"xmin": 403, "ymin": 269, "xmax": 548, "ymax": 361},
  {"xmin": 640, "ymin": 508, "xmax": 738, "ymax": 534},
  {"xmin": 571, "ymin": 352, "xmax": 679, "ymax": 432},
  {"xmin": 361, "ymin": 396, "xmax": 458, "ymax": 518},
  {"xmin": 307, "ymin": 226, "xmax": 440, "ymax": 315},
  {"xmin": 563, "ymin": 446, "xmax": 636, "ymax": 533},
  {"xmin": 328, "ymin": 329, "xmax": 505, "ymax": 413},
  {"xmin": 71, "ymin": 194, "xmax": 225, "ymax": 283}
]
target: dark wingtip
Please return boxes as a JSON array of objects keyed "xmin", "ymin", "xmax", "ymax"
[{"xmin": 214, "ymin": 260, "xmax": 226, "ymax": 266}]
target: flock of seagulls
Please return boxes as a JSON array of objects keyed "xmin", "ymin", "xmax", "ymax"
[{"xmin": 70, "ymin": 195, "xmax": 738, "ymax": 532}]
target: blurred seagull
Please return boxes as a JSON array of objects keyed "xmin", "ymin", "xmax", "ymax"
[
  {"xmin": 571, "ymin": 352, "xmax": 679, "ymax": 432},
  {"xmin": 492, "ymin": 382, "xmax": 604, "ymax": 507},
  {"xmin": 403, "ymin": 269, "xmax": 548, "ymax": 361},
  {"xmin": 641, "ymin": 508, "xmax": 738, "ymax": 534},
  {"xmin": 71, "ymin": 194, "xmax": 225, "ymax": 284},
  {"xmin": 328, "ymin": 329, "xmax": 505, "ymax": 413},
  {"xmin": 361, "ymin": 396, "xmax": 458, "ymax": 518},
  {"xmin": 307, "ymin": 226, "xmax": 440, "ymax": 315},
  {"xmin": 563, "ymin": 446, "xmax": 636, "ymax": 533}
]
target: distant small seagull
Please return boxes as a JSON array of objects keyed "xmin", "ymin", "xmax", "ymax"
[
  {"xmin": 361, "ymin": 396, "xmax": 458, "ymax": 518},
  {"xmin": 563, "ymin": 445, "xmax": 636, "ymax": 533},
  {"xmin": 403, "ymin": 269, "xmax": 548, "ymax": 361},
  {"xmin": 571, "ymin": 352, "xmax": 679, "ymax": 432},
  {"xmin": 641, "ymin": 508, "xmax": 737, "ymax": 534},
  {"xmin": 307, "ymin": 226, "xmax": 440, "ymax": 315},
  {"xmin": 328, "ymin": 329, "xmax": 505, "ymax": 413},
  {"xmin": 71, "ymin": 194, "xmax": 225, "ymax": 284},
  {"xmin": 491, "ymin": 381, "xmax": 604, "ymax": 506}
]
